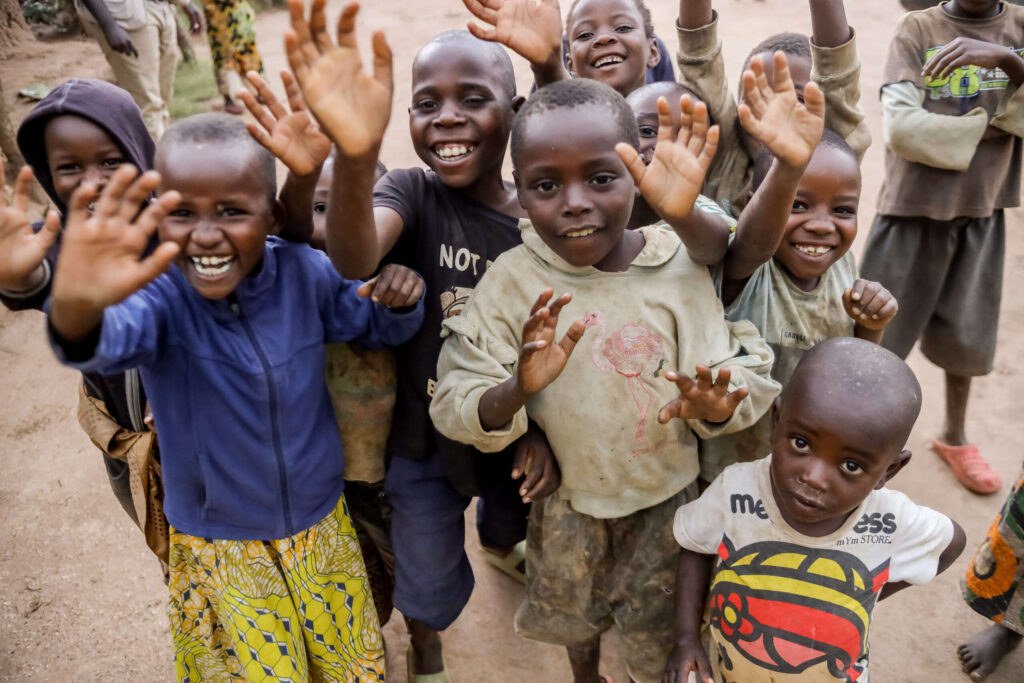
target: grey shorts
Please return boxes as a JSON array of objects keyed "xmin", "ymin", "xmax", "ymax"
[
  {"xmin": 860, "ymin": 211, "xmax": 1005, "ymax": 376},
  {"xmin": 515, "ymin": 484, "xmax": 699, "ymax": 683}
]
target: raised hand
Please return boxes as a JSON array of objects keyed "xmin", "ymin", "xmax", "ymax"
[
  {"xmin": 844, "ymin": 279, "xmax": 898, "ymax": 331},
  {"xmin": 0, "ymin": 160, "xmax": 60, "ymax": 291},
  {"xmin": 463, "ymin": 0, "xmax": 563, "ymax": 65},
  {"xmin": 738, "ymin": 51, "xmax": 825, "ymax": 169},
  {"xmin": 285, "ymin": 0, "xmax": 392, "ymax": 159},
  {"xmin": 240, "ymin": 70, "xmax": 332, "ymax": 177},
  {"xmin": 50, "ymin": 166, "xmax": 180, "ymax": 336},
  {"xmin": 516, "ymin": 288, "xmax": 587, "ymax": 396},
  {"xmin": 356, "ymin": 263, "xmax": 424, "ymax": 308},
  {"xmin": 657, "ymin": 365, "xmax": 748, "ymax": 424},
  {"xmin": 617, "ymin": 95, "xmax": 719, "ymax": 224}
]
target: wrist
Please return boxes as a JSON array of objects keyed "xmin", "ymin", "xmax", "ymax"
[
  {"xmin": 0, "ymin": 262, "xmax": 48, "ymax": 293},
  {"xmin": 336, "ymin": 145, "xmax": 381, "ymax": 172},
  {"xmin": 1000, "ymin": 52, "xmax": 1024, "ymax": 85}
]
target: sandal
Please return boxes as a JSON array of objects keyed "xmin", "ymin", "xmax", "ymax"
[
  {"xmin": 481, "ymin": 540, "xmax": 527, "ymax": 584},
  {"xmin": 930, "ymin": 437, "xmax": 1001, "ymax": 494},
  {"xmin": 406, "ymin": 646, "xmax": 451, "ymax": 683}
]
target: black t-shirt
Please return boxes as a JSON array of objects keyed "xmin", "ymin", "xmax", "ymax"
[{"xmin": 374, "ymin": 168, "xmax": 523, "ymax": 492}]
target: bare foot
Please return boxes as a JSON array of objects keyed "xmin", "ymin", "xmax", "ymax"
[
  {"xmin": 406, "ymin": 617, "xmax": 445, "ymax": 675},
  {"xmin": 957, "ymin": 623, "xmax": 1022, "ymax": 680}
]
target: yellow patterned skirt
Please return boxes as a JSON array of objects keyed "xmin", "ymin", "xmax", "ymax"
[{"xmin": 168, "ymin": 496, "xmax": 385, "ymax": 681}]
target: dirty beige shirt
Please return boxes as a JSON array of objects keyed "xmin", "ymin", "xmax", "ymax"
[
  {"xmin": 700, "ymin": 252, "xmax": 857, "ymax": 482},
  {"xmin": 675, "ymin": 13, "xmax": 872, "ymax": 215},
  {"xmin": 429, "ymin": 222, "xmax": 780, "ymax": 519}
]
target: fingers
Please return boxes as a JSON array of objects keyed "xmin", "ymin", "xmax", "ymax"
[
  {"xmin": 656, "ymin": 96, "xmax": 676, "ymax": 145},
  {"xmin": 466, "ymin": 21, "xmax": 499, "ymax": 42},
  {"xmin": 280, "ymin": 69, "xmax": 306, "ymax": 113},
  {"xmin": 249, "ymin": 70, "xmax": 289, "ymax": 121},
  {"xmin": 556, "ymin": 317, "xmax": 587, "ymax": 358},
  {"xmin": 312, "ymin": 0, "xmax": 337, "ymax": 53},
  {"xmin": 335, "ymin": 1, "xmax": 360, "ymax": 49},
  {"xmin": 116, "ymin": 170, "xmax": 161, "ymax": 223},
  {"xmin": 802, "ymin": 81, "xmax": 826, "ymax": 121},
  {"xmin": 463, "ymin": 0, "xmax": 499, "ymax": 24},
  {"xmin": 126, "ymin": 40, "xmax": 139, "ymax": 58},
  {"xmin": 615, "ymin": 142, "xmax": 647, "ymax": 185},
  {"xmin": 922, "ymin": 41, "xmax": 961, "ymax": 80},
  {"xmin": 8, "ymin": 165, "xmax": 34, "ymax": 213},
  {"xmin": 545, "ymin": 291, "xmax": 573, "ymax": 320},
  {"xmin": 134, "ymin": 241, "xmax": 181, "ymax": 289},
  {"xmin": 519, "ymin": 452, "xmax": 542, "ymax": 500},
  {"xmin": 134, "ymin": 188, "xmax": 181, "ymax": 239},
  {"xmin": 740, "ymin": 69, "xmax": 766, "ymax": 122},
  {"xmin": 286, "ymin": 0, "xmax": 317, "ymax": 77},
  {"xmin": 522, "ymin": 454, "xmax": 560, "ymax": 502},
  {"xmin": 94, "ymin": 165, "xmax": 139, "ymax": 219},
  {"xmin": 371, "ymin": 30, "xmax": 394, "ymax": 93},
  {"xmin": 528, "ymin": 287, "xmax": 555, "ymax": 316},
  {"xmin": 66, "ymin": 181, "xmax": 98, "ymax": 232},
  {"xmin": 511, "ymin": 438, "xmax": 530, "ymax": 479},
  {"xmin": 684, "ymin": 102, "xmax": 710, "ymax": 157},
  {"xmin": 35, "ymin": 210, "xmax": 61, "ymax": 251},
  {"xmin": 698, "ymin": 126, "xmax": 720, "ymax": 170},
  {"xmin": 771, "ymin": 50, "xmax": 794, "ymax": 95}
]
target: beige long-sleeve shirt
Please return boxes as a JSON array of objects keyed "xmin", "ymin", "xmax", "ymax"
[{"xmin": 429, "ymin": 222, "xmax": 780, "ymax": 519}]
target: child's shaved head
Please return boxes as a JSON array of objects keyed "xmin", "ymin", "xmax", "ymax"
[
  {"xmin": 753, "ymin": 128, "xmax": 855, "ymax": 191},
  {"xmin": 785, "ymin": 338, "xmax": 922, "ymax": 449},
  {"xmin": 743, "ymin": 31, "xmax": 812, "ymax": 73},
  {"xmin": 414, "ymin": 30, "xmax": 517, "ymax": 99},
  {"xmin": 511, "ymin": 79, "xmax": 638, "ymax": 169},
  {"xmin": 156, "ymin": 113, "xmax": 276, "ymax": 205}
]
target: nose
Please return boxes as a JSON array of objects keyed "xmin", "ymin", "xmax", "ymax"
[
  {"xmin": 803, "ymin": 210, "xmax": 836, "ymax": 236},
  {"xmin": 562, "ymin": 182, "xmax": 593, "ymax": 216},
  {"xmin": 796, "ymin": 458, "xmax": 830, "ymax": 493},
  {"xmin": 433, "ymin": 100, "xmax": 464, "ymax": 127},
  {"xmin": 84, "ymin": 164, "xmax": 106, "ymax": 189},
  {"xmin": 191, "ymin": 217, "xmax": 223, "ymax": 248}
]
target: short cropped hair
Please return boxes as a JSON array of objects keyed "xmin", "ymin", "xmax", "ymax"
[
  {"xmin": 742, "ymin": 31, "xmax": 812, "ymax": 74},
  {"xmin": 626, "ymin": 81, "xmax": 712, "ymax": 126},
  {"xmin": 511, "ymin": 79, "xmax": 639, "ymax": 168},
  {"xmin": 416, "ymin": 30, "xmax": 517, "ymax": 99},
  {"xmin": 156, "ymin": 113, "xmax": 276, "ymax": 205},
  {"xmin": 752, "ymin": 128, "xmax": 855, "ymax": 191},
  {"xmin": 566, "ymin": 0, "xmax": 654, "ymax": 40}
]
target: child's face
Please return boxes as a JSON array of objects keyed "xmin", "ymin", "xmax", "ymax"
[
  {"xmin": 156, "ymin": 143, "xmax": 276, "ymax": 300},
  {"xmin": 769, "ymin": 384, "xmax": 909, "ymax": 537},
  {"xmin": 44, "ymin": 114, "xmax": 126, "ymax": 208},
  {"xmin": 311, "ymin": 156, "xmax": 333, "ymax": 252},
  {"xmin": 626, "ymin": 87, "xmax": 702, "ymax": 165},
  {"xmin": 773, "ymin": 145, "xmax": 860, "ymax": 291},
  {"xmin": 409, "ymin": 42, "xmax": 517, "ymax": 189},
  {"xmin": 515, "ymin": 104, "xmax": 636, "ymax": 268},
  {"xmin": 566, "ymin": 0, "xmax": 656, "ymax": 97},
  {"xmin": 949, "ymin": 0, "xmax": 1002, "ymax": 17}
]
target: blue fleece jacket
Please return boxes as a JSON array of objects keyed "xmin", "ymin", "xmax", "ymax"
[{"xmin": 50, "ymin": 237, "xmax": 424, "ymax": 540}]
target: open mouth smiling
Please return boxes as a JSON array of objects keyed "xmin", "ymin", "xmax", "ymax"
[
  {"xmin": 592, "ymin": 54, "xmax": 626, "ymax": 68},
  {"xmin": 793, "ymin": 243, "xmax": 834, "ymax": 257},
  {"xmin": 432, "ymin": 142, "xmax": 477, "ymax": 162},
  {"xmin": 190, "ymin": 255, "xmax": 235, "ymax": 277}
]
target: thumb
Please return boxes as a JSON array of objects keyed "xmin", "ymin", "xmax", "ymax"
[
  {"xmin": 357, "ymin": 276, "xmax": 377, "ymax": 298},
  {"xmin": 38, "ymin": 210, "xmax": 61, "ymax": 248},
  {"xmin": 615, "ymin": 142, "xmax": 646, "ymax": 186}
]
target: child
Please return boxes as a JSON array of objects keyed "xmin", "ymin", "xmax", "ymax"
[
  {"xmin": 430, "ymin": 78, "xmax": 781, "ymax": 683},
  {"xmin": 959, "ymin": 465, "xmax": 1024, "ymax": 680},
  {"xmin": 46, "ymin": 113, "xmax": 424, "ymax": 680},
  {"xmin": 285, "ymin": 3, "xmax": 558, "ymax": 677},
  {"xmin": 0, "ymin": 79, "xmax": 163, "ymax": 557},
  {"xmin": 677, "ymin": 0, "xmax": 871, "ymax": 214},
  {"xmin": 668, "ymin": 338, "xmax": 966, "ymax": 683},
  {"xmin": 859, "ymin": 0, "xmax": 1024, "ymax": 495}
]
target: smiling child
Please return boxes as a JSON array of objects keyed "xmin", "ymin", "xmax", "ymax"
[
  {"xmin": 430, "ymin": 78, "xmax": 780, "ymax": 683},
  {"xmin": 668, "ymin": 338, "xmax": 966, "ymax": 683}
]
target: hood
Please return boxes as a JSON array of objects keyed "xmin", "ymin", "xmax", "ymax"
[{"xmin": 16, "ymin": 79, "xmax": 154, "ymax": 213}]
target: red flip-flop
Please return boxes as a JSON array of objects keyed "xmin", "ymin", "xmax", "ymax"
[{"xmin": 930, "ymin": 438, "xmax": 1001, "ymax": 494}]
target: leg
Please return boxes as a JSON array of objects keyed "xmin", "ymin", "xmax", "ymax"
[
  {"xmin": 943, "ymin": 373, "xmax": 972, "ymax": 446},
  {"xmin": 958, "ymin": 623, "xmax": 1022, "ymax": 681},
  {"xmin": 152, "ymin": 2, "xmax": 178, "ymax": 134},
  {"xmin": 567, "ymin": 635, "xmax": 603, "ymax": 683},
  {"xmin": 475, "ymin": 450, "xmax": 530, "ymax": 578}
]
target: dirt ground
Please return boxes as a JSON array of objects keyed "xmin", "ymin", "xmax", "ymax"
[{"xmin": 1, "ymin": 0, "xmax": 1023, "ymax": 681}]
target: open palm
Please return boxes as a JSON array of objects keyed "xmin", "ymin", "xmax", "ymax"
[
  {"xmin": 0, "ymin": 162, "xmax": 59, "ymax": 291},
  {"xmin": 738, "ymin": 51, "xmax": 825, "ymax": 169},
  {"xmin": 241, "ymin": 70, "xmax": 331, "ymax": 177},
  {"xmin": 463, "ymin": 0, "xmax": 563, "ymax": 64},
  {"xmin": 517, "ymin": 289, "xmax": 586, "ymax": 396},
  {"xmin": 285, "ymin": 0, "xmax": 392, "ymax": 158}
]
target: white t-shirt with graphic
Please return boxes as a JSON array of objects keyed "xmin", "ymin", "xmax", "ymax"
[{"xmin": 673, "ymin": 457, "xmax": 953, "ymax": 683}]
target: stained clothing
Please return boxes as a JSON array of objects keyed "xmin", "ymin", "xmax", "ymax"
[
  {"xmin": 675, "ymin": 13, "xmax": 871, "ymax": 215},
  {"xmin": 49, "ymin": 237, "xmax": 424, "ymax": 540},
  {"xmin": 4, "ymin": 79, "xmax": 156, "ymax": 520},
  {"xmin": 674, "ymin": 457, "xmax": 954, "ymax": 683},
  {"xmin": 430, "ymin": 222, "xmax": 780, "ymax": 519}
]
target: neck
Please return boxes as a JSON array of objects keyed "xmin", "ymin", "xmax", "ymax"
[
  {"xmin": 945, "ymin": 1, "xmax": 1002, "ymax": 19},
  {"xmin": 594, "ymin": 229, "xmax": 645, "ymax": 272},
  {"xmin": 458, "ymin": 165, "xmax": 524, "ymax": 218},
  {"xmin": 777, "ymin": 260, "xmax": 822, "ymax": 292}
]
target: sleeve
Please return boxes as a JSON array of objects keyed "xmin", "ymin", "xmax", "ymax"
[
  {"xmin": 811, "ymin": 29, "xmax": 872, "ymax": 159},
  {"xmin": 881, "ymin": 81, "xmax": 988, "ymax": 171},
  {"xmin": 686, "ymin": 318, "xmax": 781, "ymax": 440},
  {"xmin": 0, "ymin": 256, "xmax": 51, "ymax": 312},
  {"xmin": 888, "ymin": 498, "xmax": 955, "ymax": 586},
  {"xmin": 318, "ymin": 254, "xmax": 425, "ymax": 349},
  {"xmin": 675, "ymin": 12, "xmax": 740, "ymax": 160},
  {"xmin": 373, "ymin": 168, "xmax": 421, "ymax": 263},
  {"xmin": 429, "ymin": 269, "xmax": 529, "ymax": 453},
  {"xmin": 990, "ymin": 82, "xmax": 1024, "ymax": 138},
  {"xmin": 695, "ymin": 194, "xmax": 737, "ymax": 231},
  {"xmin": 47, "ymin": 281, "xmax": 172, "ymax": 374},
  {"xmin": 673, "ymin": 470, "xmax": 731, "ymax": 553}
]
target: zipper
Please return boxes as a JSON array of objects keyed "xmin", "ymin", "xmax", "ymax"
[
  {"xmin": 124, "ymin": 368, "xmax": 145, "ymax": 432},
  {"xmin": 230, "ymin": 298, "xmax": 293, "ymax": 534}
]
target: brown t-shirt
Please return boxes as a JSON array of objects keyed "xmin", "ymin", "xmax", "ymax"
[{"xmin": 878, "ymin": 3, "xmax": 1024, "ymax": 219}]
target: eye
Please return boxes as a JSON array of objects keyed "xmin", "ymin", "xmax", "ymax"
[
  {"xmin": 574, "ymin": 31, "xmax": 593, "ymax": 41},
  {"xmin": 532, "ymin": 179, "xmax": 558, "ymax": 194},
  {"xmin": 102, "ymin": 157, "xmax": 125, "ymax": 169},
  {"xmin": 638, "ymin": 125, "xmax": 658, "ymax": 138},
  {"xmin": 791, "ymin": 200, "xmax": 809, "ymax": 213},
  {"xmin": 169, "ymin": 208, "xmax": 193, "ymax": 219},
  {"xmin": 413, "ymin": 99, "xmax": 438, "ymax": 112},
  {"xmin": 788, "ymin": 436, "xmax": 810, "ymax": 453},
  {"xmin": 55, "ymin": 163, "xmax": 81, "ymax": 175},
  {"xmin": 614, "ymin": 24, "xmax": 634, "ymax": 33},
  {"xmin": 313, "ymin": 202, "xmax": 327, "ymax": 214},
  {"xmin": 840, "ymin": 460, "xmax": 864, "ymax": 475},
  {"xmin": 220, "ymin": 206, "xmax": 248, "ymax": 217},
  {"xmin": 590, "ymin": 173, "xmax": 618, "ymax": 186},
  {"xmin": 834, "ymin": 205, "xmax": 856, "ymax": 217},
  {"xmin": 463, "ymin": 95, "xmax": 488, "ymax": 108}
]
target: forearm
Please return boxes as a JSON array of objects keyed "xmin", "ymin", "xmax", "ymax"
[
  {"xmin": 79, "ymin": 0, "xmax": 117, "ymax": 31},
  {"xmin": 667, "ymin": 208, "xmax": 730, "ymax": 266},
  {"xmin": 808, "ymin": 0, "xmax": 851, "ymax": 49},
  {"xmin": 854, "ymin": 323, "xmax": 883, "ymax": 345},
  {"xmin": 0, "ymin": 261, "xmax": 48, "ymax": 294},
  {"xmin": 1001, "ymin": 52, "xmax": 1024, "ymax": 87},
  {"xmin": 724, "ymin": 159, "xmax": 805, "ymax": 280},
  {"xmin": 674, "ymin": 550, "xmax": 713, "ymax": 642},
  {"xmin": 882, "ymin": 82, "xmax": 987, "ymax": 171},
  {"xmin": 326, "ymin": 150, "xmax": 384, "ymax": 279},
  {"xmin": 478, "ymin": 376, "xmax": 532, "ymax": 432},
  {"xmin": 678, "ymin": 0, "xmax": 712, "ymax": 30},
  {"xmin": 49, "ymin": 298, "xmax": 105, "ymax": 345},
  {"xmin": 533, "ymin": 50, "xmax": 570, "ymax": 88},
  {"xmin": 276, "ymin": 169, "xmax": 320, "ymax": 244}
]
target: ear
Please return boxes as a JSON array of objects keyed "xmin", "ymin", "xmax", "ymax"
[
  {"xmin": 566, "ymin": 53, "xmax": 577, "ymax": 77},
  {"xmin": 646, "ymin": 38, "xmax": 661, "ymax": 70},
  {"xmin": 770, "ymin": 396, "xmax": 782, "ymax": 432},
  {"xmin": 270, "ymin": 199, "xmax": 286, "ymax": 236},
  {"xmin": 511, "ymin": 95, "xmax": 526, "ymax": 114},
  {"xmin": 876, "ymin": 449, "xmax": 912, "ymax": 489}
]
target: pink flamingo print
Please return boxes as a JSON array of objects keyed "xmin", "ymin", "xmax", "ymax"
[{"xmin": 583, "ymin": 310, "xmax": 665, "ymax": 454}]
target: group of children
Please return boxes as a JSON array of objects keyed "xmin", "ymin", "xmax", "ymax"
[{"xmin": 0, "ymin": 0, "xmax": 1022, "ymax": 681}]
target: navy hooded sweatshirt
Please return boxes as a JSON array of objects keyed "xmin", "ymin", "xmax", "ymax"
[{"xmin": 4, "ymin": 79, "xmax": 156, "ymax": 521}]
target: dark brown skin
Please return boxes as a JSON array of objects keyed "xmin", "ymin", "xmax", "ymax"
[{"xmin": 958, "ymin": 623, "xmax": 1023, "ymax": 681}]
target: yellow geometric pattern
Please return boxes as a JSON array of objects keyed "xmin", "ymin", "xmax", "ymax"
[{"xmin": 167, "ymin": 496, "xmax": 385, "ymax": 682}]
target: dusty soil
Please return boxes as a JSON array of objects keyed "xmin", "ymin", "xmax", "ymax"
[{"xmin": 1, "ymin": 0, "xmax": 1023, "ymax": 681}]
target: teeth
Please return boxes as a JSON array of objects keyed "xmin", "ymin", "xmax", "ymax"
[
  {"xmin": 794, "ymin": 244, "xmax": 831, "ymax": 256},
  {"xmin": 594, "ymin": 55, "xmax": 624, "ymax": 67},
  {"xmin": 191, "ymin": 255, "xmax": 234, "ymax": 276},
  {"xmin": 566, "ymin": 228, "xmax": 597, "ymax": 238},
  {"xmin": 434, "ymin": 143, "xmax": 476, "ymax": 160}
]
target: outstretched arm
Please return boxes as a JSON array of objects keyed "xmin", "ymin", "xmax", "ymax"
[
  {"xmin": 663, "ymin": 549, "xmax": 715, "ymax": 683},
  {"xmin": 808, "ymin": 0, "xmax": 851, "ymax": 49},
  {"xmin": 0, "ymin": 160, "xmax": 60, "ymax": 295},
  {"xmin": 616, "ymin": 96, "xmax": 728, "ymax": 265},
  {"xmin": 463, "ymin": 0, "xmax": 568, "ymax": 88},
  {"xmin": 677, "ymin": 0, "xmax": 712, "ymax": 30},
  {"xmin": 285, "ymin": 0, "xmax": 401, "ymax": 278},
  {"xmin": 478, "ymin": 289, "xmax": 586, "ymax": 431}
]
